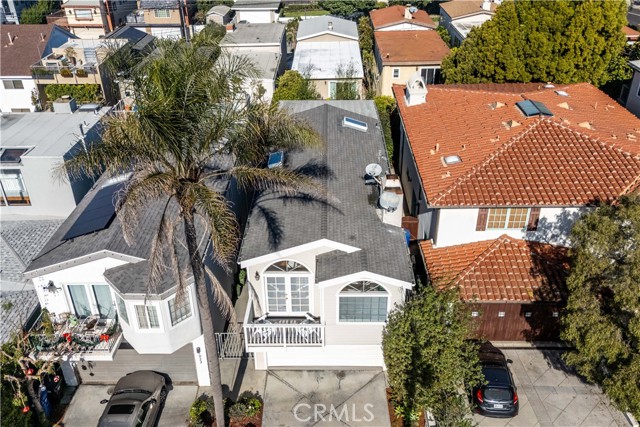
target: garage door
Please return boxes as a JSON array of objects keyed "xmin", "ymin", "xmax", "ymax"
[{"xmin": 78, "ymin": 343, "xmax": 197, "ymax": 384}]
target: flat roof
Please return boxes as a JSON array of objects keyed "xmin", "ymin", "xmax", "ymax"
[
  {"xmin": 451, "ymin": 14, "xmax": 493, "ymax": 38},
  {"xmin": 232, "ymin": 0, "xmax": 280, "ymax": 10},
  {"xmin": 0, "ymin": 108, "xmax": 111, "ymax": 158},
  {"xmin": 228, "ymin": 51, "xmax": 281, "ymax": 79},
  {"xmin": 292, "ymin": 41, "xmax": 364, "ymax": 79},
  {"xmin": 220, "ymin": 23, "xmax": 285, "ymax": 46}
]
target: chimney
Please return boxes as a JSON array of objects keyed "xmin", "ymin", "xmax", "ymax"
[
  {"xmin": 225, "ymin": 22, "xmax": 235, "ymax": 32},
  {"xmin": 7, "ymin": 33, "xmax": 13, "ymax": 45},
  {"xmin": 481, "ymin": 0, "xmax": 492, "ymax": 11},
  {"xmin": 404, "ymin": 7, "xmax": 412, "ymax": 20},
  {"xmin": 327, "ymin": 21, "xmax": 333, "ymax": 31},
  {"xmin": 405, "ymin": 73, "xmax": 427, "ymax": 106}
]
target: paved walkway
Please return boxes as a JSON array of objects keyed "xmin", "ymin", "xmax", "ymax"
[{"xmin": 473, "ymin": 349, "xmax": 630, "ymax": 427}]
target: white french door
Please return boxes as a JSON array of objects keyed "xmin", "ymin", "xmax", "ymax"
[{"xmin": 265, "ymin": 276, "xmax": 310, "ymax": 314}]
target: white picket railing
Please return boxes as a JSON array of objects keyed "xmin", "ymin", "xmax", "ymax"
[{"xmin": 243, "ymin": 323, "xmax": 324, "ymax": 347}]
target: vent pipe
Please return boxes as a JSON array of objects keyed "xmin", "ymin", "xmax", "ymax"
[
  {"xmin": 328, "ymin": 21, "xmax": 333, "ymax": 31},
  {"xmin": 7, "ymin": 32, "xmax": 13, "ymax": 45}
]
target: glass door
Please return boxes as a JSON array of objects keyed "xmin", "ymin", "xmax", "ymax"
[
  {"xmin": 93, "ymin": 285, "xmax": 115, "ymax": 318},
  {"xmin": 68, "ymin": 285, "xmax": 91, "ymax": 318}
]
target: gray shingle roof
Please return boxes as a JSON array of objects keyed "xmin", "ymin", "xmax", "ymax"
[
  {"xmin": 207, "ymin": 5, "xmax": 231, "ymax": 16},
  {"xmin": 139, "ymin": 0, "xmax": 179, "ymax": 10},
  {"xmin": 238, "ymin": 101, "xmax": 414, "ymax": 284},
  {"xmin": 297, "ymin": 16, "xmax": 358, "ymax": 41},
  {"xmin": 231, "ymin": 0, "xmax": 280, "ymax": 10},
  {"xmin": 220, "ymin": 23, "xmax": 285, "ymax": 46}
]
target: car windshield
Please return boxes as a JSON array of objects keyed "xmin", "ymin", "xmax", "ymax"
[
  {"xmin": 113, "ymin": 389, "xmax": 152, "ymax": 396},
  {"xmin": 482, "ymin": 366, "xmax": 511, "ymax": 385},
  {"xmin": 108, "ymin": 404, "xmax": 136, "ymax": 415},
  {"xmin": 484, "ymin": 387, "xmax": 513, "ymax": 402}
]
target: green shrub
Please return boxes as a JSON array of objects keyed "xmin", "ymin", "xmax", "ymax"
[
  {"xmin": 374, "ymin": 96, "xmax": 396, "ymax": 160},
  {"xmin": 229, "ymin": 392, "xmax": 262, "ymax": 419},
  {"xmin": 44, "ymin": 84, "xmax": 102, "ymax": 104},
  {"xmin": 60, "ymin": 68, "xmax": 73, "ymax": 78},
  {"xmin": 75, "ymin": 69, "xmax": 88, "ymax": 78}
]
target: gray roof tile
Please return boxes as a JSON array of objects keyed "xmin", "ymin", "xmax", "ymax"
[{"xmin": 297, "ymin": 16, "xmax": 358, "ymax": 41}]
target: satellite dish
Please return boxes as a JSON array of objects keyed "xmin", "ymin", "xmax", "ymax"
[
  {"xmin": 365, "ymin": 163, "xmax": 382, "ymax": 177},
  {"xmin": 379, "ymin": 191, "xmax": 401, "ymax": 212},
  {"xmin": 409, "ymin": 6, "xmax": 418, "ymax": 13}
]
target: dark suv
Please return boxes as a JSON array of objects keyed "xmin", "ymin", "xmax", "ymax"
[{"xmin": 472, "ymin": 343, "xmax": 519, "ymax": 417}]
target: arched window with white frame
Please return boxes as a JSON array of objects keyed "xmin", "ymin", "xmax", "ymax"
[
  {"xmin": 263, "ymin": 260, "xmax": 311, "ymax": 314},
  {"xmin": 338, "ymin": 281, "xmax": 389, "ymax": 323}
]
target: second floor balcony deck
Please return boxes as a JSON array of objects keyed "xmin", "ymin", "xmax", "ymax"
[{"xmin": 31, "ymin": 63, "xmax": 100, "ymax": 84}]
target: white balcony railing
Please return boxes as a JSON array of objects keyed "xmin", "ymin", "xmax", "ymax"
[{"xmin": 243, "ymin": 322, "xmax": 324, "ymax": 347}]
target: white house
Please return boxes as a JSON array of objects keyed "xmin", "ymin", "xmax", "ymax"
[
  {"xmin": 0, "ymin": 101, "xmax": 110, "ymax": 219},
  {"xmin": 23, "ymin": 166, "xmax": 248, "ymax": 386},
  {"xmin": 231, "ymin": 0, "xmax": 280, "ymax": 24},
  {"xmin": 439, "ymin": 0, "xmax": 498, "ymax": 46},
  {"xmin": 225, "ymin": 51, "xmax": 281, "ymax": 102},
  {"xmin": 238, "ymin": 100, "xmax": 415, "ymax": 370},
  {"xmin": 393, "ymin": 79, "xmax": 640, "ymax": 340},
  {"xmin": 0, "ymin": 24, "xmax": 76, "ymax": 113}
]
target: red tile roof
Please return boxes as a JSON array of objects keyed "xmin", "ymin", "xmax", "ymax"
[
  {"xmin": 393, "ymin": 83, "xmax": 640, "ymax": 207},
  {"xmin": 375, "ymin": 31, "xmax": 450, "ymax": 65},
  {"xmin": 440, "ymin": 0, "xmax": 497, "ymax": 19},
  {"xmin": 370, "ymin": 5, "xmax": 436, "ymax": 30},
  {"xmin": 421, "ymin": 235, "xmax": 568, "ymax": 302},
  {"xmin": 1, "ymin": 24, "xmax": 55, "ymax": 77},
  {"xmin": 624, "ymin": 25, "xmax": 640, "ymax": 42}
]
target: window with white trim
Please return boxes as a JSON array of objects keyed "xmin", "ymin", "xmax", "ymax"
[
  {"xmin": 338, "ymin": 281, "xmax": 388, "ymax": 323},
  {"xmin": 74, "ymin": 8, "xmax": 93, "ymax": 20},
  {"xmin": 168, "ymin": 294, "xmax": 192, "ymax": 326},
  {"xmin": 116, "ymin": 295, "xmax": 129, "ymax": 324},
  {"xmin": 486, "ymin": 208, "xmax": 529, "ymax": 229},
  {"xmin": 0, "ymin": 169, "xmax": 30, "ymax": 206},
  {"xmin": 154, "ymin": 9, "xmax": 170, "ymax": 18},
  {"xmin": 135, "ymin": 305, "xmax": 159, "ymax": 329},
  {"xmin": 3, "ymin": 80, "xmax": 24, "ymax": 89},
  {"xmin": 392, "ymin": 68, "xmax": 400, "ymax": 79},
  {"xmin": 264, "ymin": 261, "xmax": 310, "ymax": 314}
]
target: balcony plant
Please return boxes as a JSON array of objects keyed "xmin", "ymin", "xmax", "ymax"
[
  {"xmin": 75, "ymin": 68, "xmax": 88, "ymax": 78},
  {"xmin": 60, "ymin": 68, "xmax": 73, "ymax": 78}
]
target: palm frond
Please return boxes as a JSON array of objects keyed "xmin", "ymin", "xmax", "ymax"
[
  {"xmin": 204, "ymin": 264, "xmax": 238, "ymax": 332},
  {"xmin": 230, "ymin": 165, "xmax": 325, "ymax": 199}
]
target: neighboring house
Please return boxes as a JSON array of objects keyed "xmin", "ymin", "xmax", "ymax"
[
  {"xmin": 624, "ymin": 25, "xmax": 640, "ymax": 45},
  {"xmin": 231, "ymin": 0, "xmax": 280, "ymax": 24},
  {"xmin": 370, "ymin": 5, "xmax": 436, "ymax": 31},
  {"xmin": 238, "ymin": 100, "xmax": 414, "ymax": 370},
  {"xmin": 31, "ymin": 36, "xmax": 129, "ymax": 105},
  {"xmin": 1, "ymin": 0, "xmax": 37, "ymax": 24},
  {"xmin": 23, "ymin": 168, "xmax": 248, "ymax": 386},
  {"xmin": 439, "ymin": 0, "xmax": 498, "ymax": 46},
  {"xmin": 206, "ymin": 4, "xmax": 232, "ymax": 25},
  {"xmin": 374, "ymin": 30, "xmax": 449, "ymax": 95},
  {"xmin": 226, "ymin": 51, "xmax": 281, "ymax": 102},
  {"xmin": 623, "ymin": 60, "xmax": 640, "ymax": 116},
  {"xmin": 61, "ymin": 0, "xmax": 137, "ymax": 38},
  {"xmin": 126, "ymin": 0, "xmax": 196, "ymax": 39},
  {"xmin": 393, "ymin": 80, "xmax": 640, "ymax": 340},
  {"xmin": 293, "ymin": 16, "xmax": 363, "ymax": 99},
  {"xmin": 0, "ymin": 100, "xmax": 111, "ymax": 219},
  {"xmin": 0, "ymin": 24, "xmax": 76, "ymax": 113}
]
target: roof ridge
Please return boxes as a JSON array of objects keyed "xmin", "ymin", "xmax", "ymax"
[
  {"xmin": 431, "ymin": 119, "xmax": 543, "ymax": 204},
  {"xmin": 455, "ymin": 235, "xmax": 512, "ymax": 285},
  {"xmin": 552, "ymin": 118, "xmax": 640, "ymax": 159}
]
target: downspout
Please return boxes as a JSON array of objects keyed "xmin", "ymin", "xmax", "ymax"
[
  {"xmin": 182, "ymin": 0, "xmax": 191, "ymax": 43},
  {"xmin": 103, "ymin": 0, "xmax": 114, "ymax": 32}
]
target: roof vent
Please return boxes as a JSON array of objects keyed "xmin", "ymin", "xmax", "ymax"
[
  {"xmin": 578, "ymin": 121, "xmax": 594, "ymax": 130},
  {"xmin": 343, "ymin": 116, "xmax": 368, "ymax": 132},
  {"xmin": 516, "ymin": 100, "xmax": 553, "ymax": 117},
  {"xmin": 555, "ymin": 90, "xmax": 569, "ymax": 97},
  {"xmin": 544, "ymin": 83, "xmax": 555, "ymax": 89},
  {"xmin": 557, "ymin": 102, "xmax": 570, "ymax": 110},
  {"xmin": 502, "ymin": 119, "xmax": 521, "ymax": 129},
  {"xmin": 379, "ymin": 191, "xmax": 401, "ymax": 212},
  {"xmin": 328, "ymin": 21, "xmax": 333, "ymax": 31},
  {"xmin": 442, "ymin": 155, "xmax": 462, "ymax": 165},
  {"xmin": 489, "ymin": 101, "xmax": 506, "ymax": 110}
]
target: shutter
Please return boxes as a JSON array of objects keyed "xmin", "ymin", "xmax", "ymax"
[
  {"xmin": 476, "ymin": 208, "xmax": 489, "ymax": 231},
  {"xmin": 527, "ymin": 207, "xmax": 541, "ymax": 231}
]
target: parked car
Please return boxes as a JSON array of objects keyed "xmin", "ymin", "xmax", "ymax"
[
  {"xmin": 472, "ymin": 343, "xmax": 519, "ymax": 418},
  {"xmin": 98, "ymin": 371, "xmax": 167, "ymax": 427}
]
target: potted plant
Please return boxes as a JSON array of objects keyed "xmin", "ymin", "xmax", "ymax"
[{"xmin": 60, "ymin": 68, "xmax": 73, "ymax": 78}]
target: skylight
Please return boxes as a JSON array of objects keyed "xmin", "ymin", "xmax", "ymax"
[
  {"xmin": 0, "ymin": 148, "xmax": 28, "ymax": 163},
  {"xmin": 555, "ymin": 90, "xmax": 569, "ymax": 97},
  {"xmin": 342, "ymin": 117, "xmax": 368, "ymax": 132},
  {"xmin": 516, "ymin": 100, "xmax": 554, "ymax": 118},
  {"xmin": 443, "ymin": 155, "xmax": 462, "ymax": 165},
  {"xmin": 267, "ymin": 151, "xmax": 284, "ymax": 168}
]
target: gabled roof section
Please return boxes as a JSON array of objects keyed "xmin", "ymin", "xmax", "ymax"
[
  {"xmin": 370, "ymin": 5, "xmax": 436, "ymax": 30},
  {"xmin": 422, "ymin": 235, "xmax": 568, "ymax": 302},
  {"xmin": 1, "ymin": 24, "xmax": 75, "ymax": 77},
  {"xmin": 238, "ymin": 101, "xmax": 414, "ymax": 284},
  {"xmin": 232, "ymin": 0, "xmax": 280, "ymax": 11},
  {"xmin": 220, "ymin": 23, "xmax": 285, "ymax": 46},
  {"xmin": 297, "ymin": 15, "xmax": 358, "ymax": 41},
  {"xmin": 393, "ymin": 82, "xmax": 640, "ymax": 207},
  {"xmin": 440, "ymin": 0, "xmax": 497, "ymax": 19},
  {"xmin": 292, "ymin": 41, "xmax": 364, "ymax": 79},
  {"xmin": 374, "ymin": 30, "xmax": 449, "ymax": 65}
]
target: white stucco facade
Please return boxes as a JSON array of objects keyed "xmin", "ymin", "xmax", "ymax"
[
  {"xmin": 235, "ymin": 10, "xmax": 278, "ymax": 23},
  {"xmin": 0, "ymin": 77, "xmax": 36, "ymax": 112},
  {"xmin": 376, "ymin": 22, "xmax": 431, "ymax": 31}
]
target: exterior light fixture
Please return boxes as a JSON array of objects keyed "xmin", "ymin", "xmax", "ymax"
[
  {"xmin": 44, "ymin": 280, "xmax": 61, "ymax": 293},
  {"xmin": 254, "ymin": 271, "xmax": 260, "ymax": 281}
]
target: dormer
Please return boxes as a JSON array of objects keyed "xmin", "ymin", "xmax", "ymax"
[{"xmin": 405, "ymin": 73, "xmax": 427, "ymax": 106}]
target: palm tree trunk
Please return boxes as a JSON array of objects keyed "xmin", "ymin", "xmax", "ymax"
[{"xmin": 183, "ymin": 209, "xmax": 227, "ymax": 426}]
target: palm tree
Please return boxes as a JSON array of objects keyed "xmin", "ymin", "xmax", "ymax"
[{"xmin": 61, "ymin": 34, "xmax": 322, "ymax": 425}]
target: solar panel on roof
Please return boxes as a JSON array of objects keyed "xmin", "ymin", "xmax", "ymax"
[
  {"xmin": 267, "ymin": 151, "xmax": 284, "ymax": 168},
  {"xmin": 531, "ymin": 100, "xmax": 553, "ymax": 116},
  {"xmin": 62, "ymin": 183, "xmax": 123, "ymax": 240},
  {"xmin": 516, "ymin": 100, "xmax": 554, "ymax": 118}
]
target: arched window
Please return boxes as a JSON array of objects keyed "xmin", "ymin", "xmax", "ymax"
[
  {"xmin": 338, "ymin": 281, "xmax": 388, "ymax": 323},
  {"xmin": 263, "ymin": 261, "xmax": 311, "ymax": 314}
]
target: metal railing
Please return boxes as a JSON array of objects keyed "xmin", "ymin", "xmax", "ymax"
[
  {"xmin": 215, "ymin": 332, "xmax": 249, "ymax": 359},
  {"xmin": 30, "ymin": 314, "xmax": 122, "ymax": 355},
  {"xmin": 243, "ymin": 322, "xmax": 324, "ymax": 347},
  {"xmin": 31, "ymin": 64, "xmax": 98, "ymax": 79}
]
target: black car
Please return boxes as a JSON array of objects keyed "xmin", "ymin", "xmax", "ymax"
[{"xmin": 472, "ymin": 343, "xmax": 519, "ymax": 417}]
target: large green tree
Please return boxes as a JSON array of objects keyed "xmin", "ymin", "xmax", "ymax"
[
  {"xmin": 19, "ymin": 0, "xmax": 59, "ymax": 24},
  {"xmin": 61, "ymin": 34, "xmax": 322, "ymax": 425},
  {"xmin": 272, "ymin": 70, "xmax": 321, "ymax": 103},
  {"xmin": 442, "ymin": 0, "xmax": 628, "ymax": 86},
  {"xmin": 318, "ymin": 0, "xmax": 376, "ymax": 17},
  {"xmin": 562, "ymin": 195, "xmax": 640, "ymax": 419},
  {"xmin": 383, "ymin": 287, "xmax": 482, "ymax": 426}
]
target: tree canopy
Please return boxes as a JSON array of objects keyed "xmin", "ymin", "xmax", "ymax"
[
  {"xmin": 272, "ymin": 70, "xmax": 321, "ymax": 103},
  {"xmin": 383, "ymin": 287, "xmax": 482, "ymax": 426},
  {"xmin": 441, "ymin": 0, "xmax": 628, "ymax": 86},
  {"xmin": 561, "ymin": 195, "xmax": 640, "ymax": 419},
  {"xmin": 20, "ymin": 0, "xmax": 59, "ymax": 24}
]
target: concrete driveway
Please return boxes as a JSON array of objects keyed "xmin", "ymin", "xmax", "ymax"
[
  {"xmin": 262, "ymin": 369, "xmax": 390, "ymax": 427},
  {"xmin": 63, "ymin": 384, "xmax": 198, "ymax": 427},
  {"xmin": 472, "ymin": 349, "xmax": 630, "ymax": 427}
]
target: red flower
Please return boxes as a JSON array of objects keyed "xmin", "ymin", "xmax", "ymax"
[
  {"xmin": 54, "ymin": 376, "xmax": 60, "ymax": 383},
  {"xmin": 25, "ymin": 368, "xmax": 34, "ymax": 375},
  {"xmin": 22, "ymin": 406, "xmax": 30, "ymax": 413}
]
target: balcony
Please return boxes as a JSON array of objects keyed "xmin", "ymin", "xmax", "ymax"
[
  {"xmin": 242, "ymin": 300, "xmax": 324, "ymax": 348},
  {"xmin": 30, "ymin": 313, "xmax": 122, "ymax": 360},
  {"xmin": 126, "ymin": 10, "xmax": 145, "ymax": 24},
  {"xmin": 31, "ymin": 64, "xmax": 99, "ymax": 84}
]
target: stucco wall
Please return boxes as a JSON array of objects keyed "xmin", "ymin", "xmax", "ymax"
[
  {"xmin": 236, "ymin": 10, "xmax": 277, "ymax": 23},
  {"xmin": 143, "ymin": 8, "xmax": 181, "ymax": 25},
  {"xmin": 379, "ymin": 64, "xmax": 436, "ymax": 97},
  {"xmin": 0, "ymin": 77, "xmax": 35, "ymax": 112},
  {"xmin": 311, "ymin": 78, "xmax": 364, "ymax": 100},
  {"xmin": 69, "ymin": 26, "xmax": 106, "ymax": 38}
]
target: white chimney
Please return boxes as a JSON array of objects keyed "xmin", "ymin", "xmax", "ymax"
[
  {"xmin": 7, "ymin": 32, "xmax": 13, "ymax": 45},
  {"xmin": 40, "ymin": 33, "xmax": 45, "ymax": 42},
  {"xmin": 405, "ymin": 73, "xmax": 427, "ymax": 106},
  {"xmin": 404, "ymin": 7, "xmax": 412, "ymax": 20},
  {"xmin": 481, "ymin": 0, "xmax": 492, "ymax": 11},
  {"xmin": 328, "ymin": 21, "xmax": 333, "ymax": 31}
]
